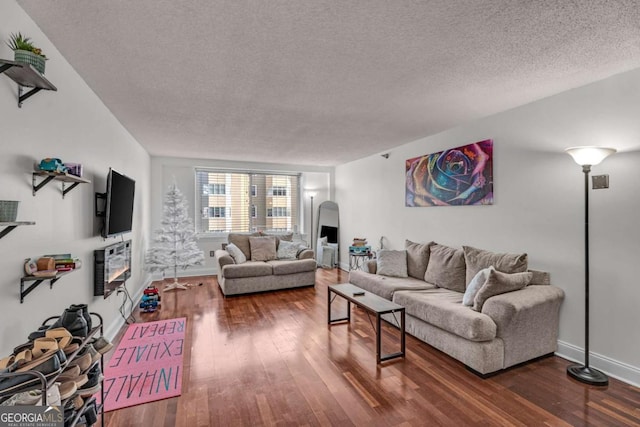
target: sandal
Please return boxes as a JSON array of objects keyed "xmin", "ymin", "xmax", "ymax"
[{"xmin": 45, "ymin": 327, "xmax": 73, "ymax": 351}]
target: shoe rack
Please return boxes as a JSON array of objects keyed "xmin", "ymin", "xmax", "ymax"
[{"xmin": 0, "ymin": 312, "xmax": 105, "ymax": 426}]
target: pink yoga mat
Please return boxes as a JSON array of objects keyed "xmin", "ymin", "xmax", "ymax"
[{"xmin": 101, "ymin": 317, "xmax": 186, "ymax": 411}]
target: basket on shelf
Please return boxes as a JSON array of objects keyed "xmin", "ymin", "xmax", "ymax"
[
  {"xmin": 0, "ymin": 201, "xmax": 19, "ymax": 222},
  {"xmin": 14, "ymin": 49, "xmax": 46, "ymax": 74}
]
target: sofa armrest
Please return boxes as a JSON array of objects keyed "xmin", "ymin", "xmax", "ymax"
[
  {"xmin": 297, "ymin": 249, "xmax": 315, "ymax": 260},
  {"xmin": 214, "ymin": 249, "xmax": 235, "ymax": 277},
  {"xmin": 482, "ymin": 285, "xmax": 565, "ymax": 367}
]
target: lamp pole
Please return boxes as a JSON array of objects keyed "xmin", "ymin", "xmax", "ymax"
[
  {"xmin": 565, "ymin": 146, "xmax": 615, "ymax": 386},
  {"xmin": 310, "ymin": 195, "xmax": 314, "ymax": 251}
]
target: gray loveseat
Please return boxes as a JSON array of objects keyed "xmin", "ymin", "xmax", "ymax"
[
  {"xmin": 349, "ymin": 241, "xmax": 565, "ymax": 376},
  {"xmin": 215, "ymin": 232, "xmax": 316, "ymax": 296}
]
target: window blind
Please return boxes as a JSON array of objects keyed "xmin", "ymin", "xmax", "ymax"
[{"xmin": 195, "ymin": 169, "xmax": 300, "ymax": 234}]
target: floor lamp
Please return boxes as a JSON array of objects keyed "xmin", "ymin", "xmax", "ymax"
[
  {"xmin": 565, "ymin": 146, "xmax": 616, "ymax": 386},
  {"xmin": 306, "ymin": 191, "xmax": 317, "ymax": 250}
]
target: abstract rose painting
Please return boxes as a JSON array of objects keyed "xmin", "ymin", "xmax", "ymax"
[{"xmin": 405, "ymin": 140, "xmax": 493, "ymax": 207}]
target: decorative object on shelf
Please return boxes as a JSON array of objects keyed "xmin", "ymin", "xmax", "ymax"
[
  {"xmin": 6, "ymin": 32, "xmax": 47, "ymax": 74},
  {"xmin": 145, "ymin": 184, "xmax": 204, "ymax": 291},
  {"xmin": 20, "ymin": 256, "xmax": 81, "ymax": 303},
  {"xmin": 406, "ymin": 139, "xmax": 494, "ymax": 207},
  {"xmin": 565, "ymin": 145, "xmax": 616, "ymax": 386},
  {"xmin": 64, "ymin": 162, "xmax": 83, "ymax": 177},
  {"xmin": 0, "ymin": 200, "xmax": 19, "ymax": 222},
  {"xmin": 38, "ymin": 158, "xmax": 67, "ymax": 173}
]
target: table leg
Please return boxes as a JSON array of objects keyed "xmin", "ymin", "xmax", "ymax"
[
  {"xmin": 401, "ymin": 309, "xmax": 406, "ymax": 356},
  {"xmin": 376, "ymin": 313, "xmax": 382, "ymax": 364},
  {"xmin": 327, "ymin": 287, "xmax": 331, "ymax": 324}
]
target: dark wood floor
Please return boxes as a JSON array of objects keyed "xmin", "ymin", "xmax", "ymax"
[{"xmin": 103, "ymin": 269, "xmax": 640, "ymax": 426}]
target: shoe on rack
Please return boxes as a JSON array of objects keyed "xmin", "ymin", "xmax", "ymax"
[
  {"xmin": 77, "ymin": 365, "xmax": 102, "ymax": 398},
  {"xmin": 0, "ymin": 382, "xmax": 61, "ymax": 406},
  {"xmin": 68, "ymin": 304, "xmax": 92, "ymax": 332},
  {"xmin": 91, "ymin": 336, "xmax": 113, "ymax": 355},
  {"xmin": 81, "ymin": 398, "xmax": 97, "ymax": 425},
  {"xmin": 67, "ymin": 352, "xmax": 92, "ymax": 373},
  {"xmin": 0, "ymin": 352, "xmax": 62, "ymax": 397},
  {"xmin": 49, "ymin": 307, "xmax": 88, "ymax": 338},
  {"xmin": 77, "ymin": 344, "xmax": 101, "ymax": 365}
]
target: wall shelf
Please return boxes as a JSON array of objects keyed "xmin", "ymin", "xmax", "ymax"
[
  {"xmin": 32, "ymin": 171, "xmax": 90, "ymax": 198},
  {"xmin": 20, "ymin": 267, "xmax": 79, "ymax": 303},
  {"xmin": 0, "ymin": 221, "xmax": 35, "ymax": 240},
  {"xmin": 0, "ymin": 59, "xmax": 57, "ymax": 107}
]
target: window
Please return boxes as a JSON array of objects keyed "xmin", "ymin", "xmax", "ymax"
[
  {"xmin": 202, "ymin": 207, "xmax": 226, "ymax": 218},
  {"xmin": 195, "ymin": 169, "xmax": 300, "ymax": 234},
  {"xmin": 267, "ymin": 207, "xmax": 290, "ymax": 217},
  {"xmin": 202, "ymin": 183, "xmax": 226, "ymax": 195},
  {"xmin": 268, "ymin": 186, "xmax": 287, "ymax": 196}
]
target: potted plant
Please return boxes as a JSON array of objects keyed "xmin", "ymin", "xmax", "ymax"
[{"xmin": 6, "ymin": 32, "xmax": 47, "ymax": 74}]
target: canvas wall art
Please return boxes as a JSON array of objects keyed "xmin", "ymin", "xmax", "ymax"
[{"xmin": 406, "ymin": 139, "xmax": 493, "ymax": 207}]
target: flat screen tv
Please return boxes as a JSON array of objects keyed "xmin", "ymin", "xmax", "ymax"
[{"xmin": 102, "ymin": 168, "xmax": 135, "ymax": 238}]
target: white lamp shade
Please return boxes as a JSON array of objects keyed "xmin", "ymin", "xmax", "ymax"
[{"xmin": 565, "ymin": 146, "xmax": 616, "ymax": 166}]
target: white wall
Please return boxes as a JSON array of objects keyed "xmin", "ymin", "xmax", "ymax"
[
  {"xmin": 336, "ymin": 68, "xmax": 640, "ymax": 386},
  {"xmin": 150, "ymin": 157, "xmax": 332, "ymax": 276},
  {"xmin": 0, "ymin": 1, "xmax": 151, "ymax": 353}
]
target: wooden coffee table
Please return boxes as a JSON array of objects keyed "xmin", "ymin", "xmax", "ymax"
[{"xmin": 328, "ymin": 283, "xmax": 405, "ymax": 363}]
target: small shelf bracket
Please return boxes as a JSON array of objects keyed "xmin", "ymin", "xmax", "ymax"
[
  {"xmin": 18, "ymin": 84, "xmax": 44, "ymax": 108},
  {"xmin": 32, "ymin": 172, "xmax": 90, "ymax": 198},
  {"xmin": 20, "ymin": 268, "xmax": 77, "ymax": 303},
  {"xmin": 0, "ymin": 59, "xmax": 57, "ymax": 108},
  {"xmin": 0, "ymin": 222, "xmax": 35, "ymax": 240}
]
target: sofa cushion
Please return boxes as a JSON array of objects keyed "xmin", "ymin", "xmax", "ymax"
[
  {"xmin": 262, "ymin": 232, "xmax": 293, "ymax": 248},
  {"xmin": 405, "ymin": 240, "xmax": 434, "ymax": 280},
  {"xmin": 376, "ymin": 249, "xmax": 408, "ymax": 278},
  {"xmin": 463, "ymin": 246, "xmax": 528, "ymax": 286},
  {"xmin": 529, "ymin": 269, "xmax": 551, "ymax": 286},
  {"xmin": 423, "ymin": 244, "xmax": 466, "ymax": 292},
  {"xmin": 349, "ymin": 270, "xmax": 434, "ymax": 300},
  {"xmin": 268, "ymin": 259, "xmax": 317, "ymax": 275},
  {"xmin": 393, "ymin": 289, "xmax": 497, "ymax": 342},
  {"xmin": 473, "ymin": 269, "xmax": 533, "ymax": 312},
  {"xmin": 225, "ymin": 243, "xmax": 247, "ymax": 264},
  {"xmin": 228, "ymin": 232, "xmax": 261, "ymax": 260},
  {"xmin": 277, "ymin": 240, "xmax": 300, "ymax": 259},
  {"xmin": 249, "ymin": 236, "xmax": 277, "ymax": 261},
  {"xmin": 223, "ymin": 261, "xmax": 273, "ymax": 279},
  {"xmin": 463, "ymin": 266, "xmax": 494, "ymax": 306}
]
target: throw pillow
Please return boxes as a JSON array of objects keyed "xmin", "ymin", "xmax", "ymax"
[
  {"xmin": 463, "ymin": 246, "xmax": 528, "ymax": 286},
  {"xmin": 225, "ymin": 243, "xmax": 247, "ymax": 264},
  {"xmin": 405, "ymin": 240, "xmax": 434, "ymax": 280},
  {"xmin": 424, "ymin": 244, "xmax": 466, "ymax": 292},
  {"xmin": 277, "ymin": 240, "xmax": 300, "ymax": 260},
  {"xmin": 528, "ymin": 269, "xmax": 551, "ymax": 286},
  {"xmin": 249, "ymin": 236, "xmax": 277, "ymax": 261},
  {"xmin": 376, "ymin": 249, "xmax": 408, "ymax": 278},
  {"xmin": 472, "ymin": 269, "xmax": 533, "ymax": 312},
  {"xmin": 228, "ymin": 232, "xmax": 260, "ymax": 260},
  {"xmin": 462, "ymin": 266, "xmax": 494, "ymax": 306}
]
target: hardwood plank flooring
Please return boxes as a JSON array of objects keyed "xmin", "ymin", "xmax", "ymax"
[{"xmin": 102, "ymin": 269, "xmax": 640, "ymax": 426}]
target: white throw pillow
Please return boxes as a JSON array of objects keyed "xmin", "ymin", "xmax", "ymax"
[
  {"xmin": 226, "ymin": 242, "xmax": 246, "ymax": 264},
  {"xmin": 277, "ymin": 240, "xmax": 300, "ymax": 259},
  {"xmin": 376, "ymin": 249, "xmax": 408, "ymax": 278},
  {"xmin": 462, "ymin": 266, "xmax": 494, "ymax": 306}
]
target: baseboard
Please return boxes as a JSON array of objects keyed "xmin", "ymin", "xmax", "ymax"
[
  {"xmin": 103, "ymin": 274, "xmax": 153, "ymax": 341},
  {"xmin": 556, "ymin": 340, "xmax": 640, "ymax": 388}
]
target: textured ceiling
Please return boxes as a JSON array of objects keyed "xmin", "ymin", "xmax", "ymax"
[{"xmin": 17, "ymin": 0, "xmax": 640, "ymax": 166}]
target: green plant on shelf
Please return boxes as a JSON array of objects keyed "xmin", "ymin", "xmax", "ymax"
[{"xmin": 6, "ymin": 32, "xmax": 47, "ymax": 59}]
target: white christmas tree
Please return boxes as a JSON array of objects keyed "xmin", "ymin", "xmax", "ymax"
[{"xmin": 145, "ymin": 183, "xmax": 204, "ymax": 291}]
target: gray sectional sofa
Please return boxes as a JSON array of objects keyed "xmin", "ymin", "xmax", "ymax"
[
  {"xmin": 349, "ymin": 241, "xmax": 565, "ymax": 376},
  {"xmin": 215, "ymin": 232, "xmax": 316, "ymax": 296}
]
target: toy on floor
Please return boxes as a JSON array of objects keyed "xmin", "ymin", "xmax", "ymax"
[{"xmin": 140, "ymin": 285, "xmax": 161, "ymax": 312}]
